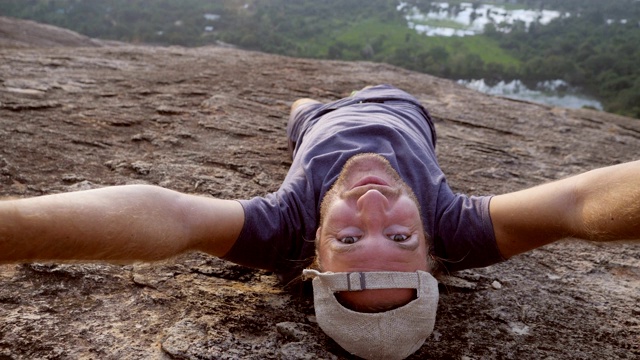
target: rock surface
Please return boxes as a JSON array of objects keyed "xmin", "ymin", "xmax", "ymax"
[
  {"xmin": 1, "ymin": 18, "xmax": 639, "ymax": 359},
  {"xmin": 0, "ymin": 16, "xmax": 106, "ymax": 48}
]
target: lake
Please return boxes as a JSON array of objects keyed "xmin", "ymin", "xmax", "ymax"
[
  {"xmin": 397, "ymin": 2, "xmax": 602, "ymax": 110},
  {"xmin": 458, "ymin": 79, "xmax": 603, "ymax": 110},
  {"xmin": 398, "ymin": 1, "xmax": 564, "ymax": 36}
]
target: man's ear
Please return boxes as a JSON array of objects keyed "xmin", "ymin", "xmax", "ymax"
[{"xmin": 314, "ymin": 226, "xmax": 324, "ymax": 271}]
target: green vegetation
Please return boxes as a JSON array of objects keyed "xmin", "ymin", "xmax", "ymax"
[
  {"xmin": 1, "ymin": 0, "xmax": 639, "ymax": 118},
  {"xmin": 485, "ymin": 1, "xmax": 640, "ymax": 117}
]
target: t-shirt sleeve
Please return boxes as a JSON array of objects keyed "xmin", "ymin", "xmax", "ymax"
[
  {"xmin": 434, "ymin": 195, "xmax": 505, "ymax": 271},
  {"xmin": 222, "ymin": 190, "xmax": 316, "ymax": 274}
]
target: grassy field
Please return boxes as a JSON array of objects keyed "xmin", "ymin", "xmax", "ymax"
[{"xmin": 291, "ymin": 18, "xmax": 520, "ymax": 70}]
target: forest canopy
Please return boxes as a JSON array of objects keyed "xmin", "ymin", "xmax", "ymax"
[{"xmin": 1, "ymin": 0, "xmax": 639, "ymax": 118}]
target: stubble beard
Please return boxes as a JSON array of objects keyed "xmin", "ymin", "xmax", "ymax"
[{"xmin": 318, "ymin": 153, "xmax": 421, "ymax": 232}]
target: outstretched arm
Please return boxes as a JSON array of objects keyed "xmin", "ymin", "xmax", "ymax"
[
  {"xmin": 0, "ymin": 185, "xmax": 244, "ymax": 263},
  {"xmin": 490, "ymin": 160, "xmax": 640, "ymax": 259}
]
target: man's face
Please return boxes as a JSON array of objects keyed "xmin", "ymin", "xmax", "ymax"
[{"xmin": 316, "ymin": 153, "xmax": 430, "ymax": 311}]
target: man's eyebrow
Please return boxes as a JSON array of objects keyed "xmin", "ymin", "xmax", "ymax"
[
  {"xmin": 330, "ymin": 242, "xmax": 363, "ymax": 254},
  {"xmin": 330, "ymin": 239, "xmax": 419, "ymax": 254},
  {"xmin": 395, "ymin": 240, "xmax": 420, "ymax": 251}
]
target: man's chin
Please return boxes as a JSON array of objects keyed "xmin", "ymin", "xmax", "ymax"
[{"xmin": 337, "ymin": 153, "xmax": 402, "ymax": 191}]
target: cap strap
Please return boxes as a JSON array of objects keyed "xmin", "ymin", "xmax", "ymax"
[{"xmin": 303, "ymin": 269, "xmax": 422, "ymax": 291}]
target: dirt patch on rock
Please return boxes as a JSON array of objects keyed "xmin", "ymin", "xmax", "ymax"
[{"xmin": 0, "ymin": 21, "xmax": 639, "ymax": 359}]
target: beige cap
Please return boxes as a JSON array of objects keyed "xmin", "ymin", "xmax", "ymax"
[{"xmin": 303, "ymin": 269, "xmax": 439, "ymax": 360}]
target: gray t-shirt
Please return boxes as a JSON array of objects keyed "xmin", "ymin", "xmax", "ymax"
[{"xmin": 224, "ymin": 85, "xmax": 504, "ymax": 280}]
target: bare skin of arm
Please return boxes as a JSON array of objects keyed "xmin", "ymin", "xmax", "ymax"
[
  {"xmin": 0, "ymin": 185, "xmax": 244, "ymax": 263},
  {"xmin": 490, "ymin": 160, "xmax": 640, "ymax": 259}
]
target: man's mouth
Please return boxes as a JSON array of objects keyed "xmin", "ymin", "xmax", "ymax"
[{"xmin": 351, "ymin": 176, "xmax": 390, "ymax": 190}]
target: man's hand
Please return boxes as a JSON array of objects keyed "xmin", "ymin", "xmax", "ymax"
[
  {"xmin": 0, "ymin": 185, "xmax": 244, "ymax": 263},
  {"xmin": 490, "ymin": 160, "xmax": 640, "ymax": 258}
]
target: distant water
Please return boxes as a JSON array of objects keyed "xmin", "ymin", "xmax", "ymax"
[
  {"xmin": 396, "ymin": 2, "xmax": 601, "ymax": 110},
  {"xmin": 458, "ymin": 79, "xmax": 603, "ymax": 110},
  {"xmin": 398, "ymin": 1, "xmax": 563, "ymax": 37}
]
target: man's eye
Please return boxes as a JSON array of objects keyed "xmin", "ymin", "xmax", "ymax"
[
  {"xmin": 390, "ymin": 234, "xmax": 409, "ymax": 242},
  {"xmin": 338, "ymin": 236, "xmax": 359, "ymax": 244}
]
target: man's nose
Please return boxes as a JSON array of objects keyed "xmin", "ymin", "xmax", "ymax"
[{"xmin": 357, "ymin": 189, "xmax": 390, "ymax": 224}]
